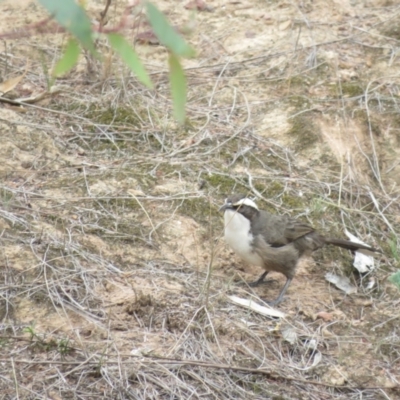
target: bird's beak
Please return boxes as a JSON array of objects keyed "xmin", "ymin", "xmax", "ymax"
[{"xmin": 219, "ymin": 202, "xmax": 231, "ymax": 212}]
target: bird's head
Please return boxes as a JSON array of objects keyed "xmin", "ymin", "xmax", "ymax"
[{"xmin": 219, "ymin": 194, "xmax": 259, "ymax": 212}]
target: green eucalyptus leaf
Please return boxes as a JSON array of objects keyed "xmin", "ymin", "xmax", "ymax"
[
  {"xmin": 168, "ymin": 53, "xmax": 187, "ymax": 123},
  {"xmin": 53, "ymin": 38, "xmax": 81, "ymax": 77},
  {"xmin": 107, "ymin": 33, "xmax": 153, "ymax": 88},
  {"xmin": 145, "ymin": 2, "xmax": 195, "ymax": 58},
  {"xmin": 37, "ymin": 0, "xmax": 95, "ymax": 52}
]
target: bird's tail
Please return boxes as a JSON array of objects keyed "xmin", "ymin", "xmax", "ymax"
[{"xmin": 325, "ymin": 238, "xmax": 381, "ymax": 254}]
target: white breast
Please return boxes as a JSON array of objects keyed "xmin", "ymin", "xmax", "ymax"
[{"xmin": 224, "ymin": 210, "xmax": 264, "ymax": 267}]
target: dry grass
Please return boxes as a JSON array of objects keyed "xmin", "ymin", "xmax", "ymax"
[{"xmin": 1, "ymin": 0, "xmax": 400, "ymax": 398}]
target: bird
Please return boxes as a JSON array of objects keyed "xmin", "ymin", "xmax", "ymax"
[{"xmin": 220, "ymin": 194, "xmax": 380, "ymax": 305}]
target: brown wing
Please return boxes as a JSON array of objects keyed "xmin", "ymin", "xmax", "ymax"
[
  {"xmin": 283, "ymin": 218, "xmax": 315, "ymax": 241},
  {"xmin": 252, "ymin": 211, "xmax": 315, "ymax": 247}
]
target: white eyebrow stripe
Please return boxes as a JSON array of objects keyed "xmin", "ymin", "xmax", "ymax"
[{"xmin": 232, "ymin": 198, "xmax": 259, "ymax": 210}]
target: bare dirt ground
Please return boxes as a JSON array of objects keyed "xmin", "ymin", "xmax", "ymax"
[{"xmin": 1, "ymin": 0, "xmax": 400, "ymax": 398}]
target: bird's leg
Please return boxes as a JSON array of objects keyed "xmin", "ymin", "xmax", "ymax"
[
  {"xmin": 248, "ymin": 271, "xmax": 270, "ymax": 287},
  {"xmin": 264, "ymin": 277, "xmax": 292, "ymax": 306}
]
